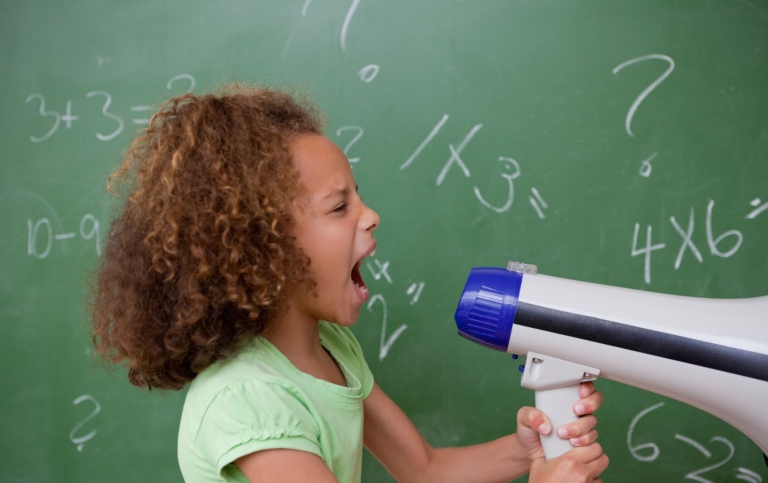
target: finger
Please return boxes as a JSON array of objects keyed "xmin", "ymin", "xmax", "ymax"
[
  {"xmin": 575, "ymin": 388, "xmax": 604, "ymax": 415},
  {"xmin": 569, "ymin": 442, "xmax": 605, "ymax": 464},
  {"xmin": 518, "ymin": 406, "xmax": 553, "ymax": 436},
  {"xmin": 567, "ymin": 429, "xmax": 598, "ymax": 448},
  {"xmin": 588, "ymin": 453, "xmax": 609, "ymax": 478},
  {"xmin": 558, "ymin": 414, "xmax": 597, "ymax": 439},
  {"xmin": 578, "ymin": 381, "xmax": 596, "ymax": 398}
]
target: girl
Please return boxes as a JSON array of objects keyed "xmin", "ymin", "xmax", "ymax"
[{"xmin": 91, "ymin": 84, "xmax": 608, "ymax": 483}]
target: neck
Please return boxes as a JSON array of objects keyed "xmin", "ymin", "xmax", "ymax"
[
  {"xmin": 261, "ymin": 307, "xmax": 347, "ymax": 387},
  {"xmin": 262, "ymin": 305, "xmax": 324, "ymax": 361}
]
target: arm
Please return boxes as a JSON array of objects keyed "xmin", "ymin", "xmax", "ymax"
[
  {"xmin": 363, "ymin": 382, "xmax": 529, "ymax": 482},
  {"xmin": 235, "ymin": 450, "xmax": 340, "ymax": 483},
  {"xmin": 363, "ymin": 382, "xmax": 607, "ymax": 483}
]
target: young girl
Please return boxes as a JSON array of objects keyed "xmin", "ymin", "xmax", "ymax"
[{"xmin": 91, "ymin": 84, "xmax": 609, "ymax": 483}]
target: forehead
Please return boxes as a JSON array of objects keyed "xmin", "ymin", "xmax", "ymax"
[{"xmin": 290, "ymin": 134, "xmax": 354, "ymax": 199}]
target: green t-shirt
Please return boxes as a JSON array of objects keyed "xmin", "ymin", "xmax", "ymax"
[{"xmin": 177, "ymin": 321, "xmax": 375, "ymax": 483}]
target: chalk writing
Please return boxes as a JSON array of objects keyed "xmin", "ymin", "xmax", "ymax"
[
  {"xmin": 301, "ymin": 0, "xmax": 313, "ymax": 16},
  {"xmin": 747, "ymin": 198, "xmax": 768, "ymax": 220},
  {"xmin": 27, "ymin": 213, "xmax": 101, "ymax": 258},
  {"xmin": 528, "ymin": 187, "xmax": 549, "ymax": 219},
  {"xmin": 737, "ymin": 468, "xmax": 763, "ymax": 483},
  {"xmin": 366, "ymin": 258, "xmax": 392, "ymax": 284},
  {"xmin": 130, "ymin": 105, "xmax": 153, "ymax": 125},
  {"xmin": 639, "ymin": 152, "xmax": 659, "ymax": 178},
  {"xmin": 632, "ymin": 200, "xmax": 744, "ymax": 284},
  {"xmin": 361, "ymin": 257, "xmax": 425, "ymax": 360},
  {"xmin": 628, "ymin": 403, "xmax": 764, "ymax": 482},
  {"xmin": 367, "ymin": 294, "xmax": 407, "ymax": 361},
  {"xmin": 336, "ymin": 126, "xmax": 364, "ymax": 164},
  {"xmin": 675, "ymin": 434, "xmax": 734, "ymax": 483},
  {"xmin": 631, "ymin": 222, "xmax": 667, "ymax": 284},
  {"xmin": 472, "ymin": 156, "xmax": 517, "ymax": 214},
  {"xmin": 437, "ymin": 125, "xmax": 481, "ymax": 186},
  {"xmin": 670, "ymin": 208, "xmax": 702, "ymax": 270},
  {"xmin": 402, "ymin": 115, "xmax": 548, "ymax": 217},
  {"xmin": 613, "ymin": 54, "xmax": 674, "ymax": 178},
  {"xmin": 406, "ymin": 282, "xmax": 425, "ymax": 305},
  {"xmin": 340, "ymin": 0, "xmax": 361, "ymax": 51},
  {"xmin": 401, "ymin": 114, "xmax": 449, "ymax": 170},
  {"xmin": 25, "ymin": 93, "xmax": 60, "ymax": 143},
  {"xmin": 26, "ymin": 74, "xmax": 196, "ymax": 143},
  {"xmin": 61, "ymin": 100, "xmax": 79, "ymax": 129},
  {"xmin": 357, "ymin": 65, "xmax": 380, "ymax": 83},
  {"xmin": 627, "ymin": 402, "xmax": 665, "ymax": 462},
  {"xmin": 85, "ymin": 91, "xmax": 124, "ymax": 141},
  {"xmin": 69, "ymin": 394, "xmax": 101, "ymax": 452},
  {"xmin": 612, "ymin": 54, "xmax": 675, "ymax": 139},
  {"xmin": 166, "ymin": 73, "xmax": 196, "ymax": 94}
]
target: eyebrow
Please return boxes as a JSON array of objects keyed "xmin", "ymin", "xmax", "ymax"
[{"xmin": 321, "ymin": 184, "xmax": 358, "ymax": 201}]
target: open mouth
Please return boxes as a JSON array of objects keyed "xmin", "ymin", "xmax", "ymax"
[{"xmin": 351, "ymin": 261, "xmax": 369, "ymax": 298}]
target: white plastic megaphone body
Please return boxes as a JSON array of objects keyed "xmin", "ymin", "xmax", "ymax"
[{"xmin": 454, "ymin": 262, "xmax": 768, "ymax": 461}]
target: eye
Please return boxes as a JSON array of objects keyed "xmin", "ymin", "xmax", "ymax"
[{"xmin": 332, "ymin": 202, "xmax": 348, "ymax": 213}]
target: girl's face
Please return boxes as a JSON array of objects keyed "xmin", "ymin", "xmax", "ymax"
[{"xmin": 288, "ymin": 134, "xmax": 380, "ymax": 327}]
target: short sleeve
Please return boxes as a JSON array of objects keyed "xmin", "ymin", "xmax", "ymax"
[{"xmin": 195, "ymin": 379, "xmax": 322, "ymax": 474}]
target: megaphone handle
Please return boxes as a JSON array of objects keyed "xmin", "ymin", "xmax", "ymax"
[{"xmin": 535, "ymin": 384, "xmax": 581, "ymax": 459}]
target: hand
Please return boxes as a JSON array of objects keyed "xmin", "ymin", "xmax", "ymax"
[
  {"xmin": 516, "ymin": 382, "xmax": 604, "ymax": 461},
  {"xmin": 528, "ymin": 443, "xmax": 609, "ymax": 483}
]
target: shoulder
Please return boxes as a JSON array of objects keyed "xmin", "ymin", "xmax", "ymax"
[
  {"xmin": 180, "ymin": 338, "xmax": 313, "ymax": 438},
  {"xmin": 197, "ymin": 376, "xmax": 318, "ymax": 432},
  {"xmin": 187, "ymin": 338, "xmax": 278, "ymax": 396}
]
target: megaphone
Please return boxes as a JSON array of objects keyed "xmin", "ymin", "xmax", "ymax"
[{"xmin": 454, "ymin": 261, "xmax": 768, "ymax": 462}]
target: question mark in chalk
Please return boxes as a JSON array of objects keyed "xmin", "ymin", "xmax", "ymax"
[
  {"xmin": 612, "ymin": 54, "xmax": 675, "ymax": 177},
  {"xmin": 69, "ymin": 394, "xmax": 101, "ymax": 452}
]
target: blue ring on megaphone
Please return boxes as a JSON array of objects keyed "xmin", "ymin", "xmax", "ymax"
[{"xmin": 454, "ymin": 267, "xmax": 522, "ymax": 351}]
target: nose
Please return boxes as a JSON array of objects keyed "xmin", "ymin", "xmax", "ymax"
[{"xmin": 361, "ymin": 203, "xmax": 380, "ymax": 233}]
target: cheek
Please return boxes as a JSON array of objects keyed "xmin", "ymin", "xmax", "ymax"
[
  {"xmin": 298, "ymin": 234, "xmax": 337, "ymax": 277},
  {"xmin": 293, "ymin": 220, "xmax": 352, "ymax": 281}
]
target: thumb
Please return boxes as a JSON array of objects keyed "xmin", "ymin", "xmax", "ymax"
[
  {"xmin": 517, "ymin": 407, "xmax": 550, "ymax": 461},
  {"xmin": 518, "ymin": 406, "xmax": 553, "ymax": 436}
]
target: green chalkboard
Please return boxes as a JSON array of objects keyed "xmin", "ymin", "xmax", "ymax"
[{"xmin": 2, "ymin": 0, "xmax": 767, "ymax": 481}]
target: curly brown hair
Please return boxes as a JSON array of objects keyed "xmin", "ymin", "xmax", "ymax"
[{"xmin": 90, "ymin": 84, "xmax": 324, "ymax": 390}]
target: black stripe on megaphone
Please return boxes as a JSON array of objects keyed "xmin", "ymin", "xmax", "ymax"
[{"xmin": 515, "ymin": 302, "xmax": 768, "ymax": 383}]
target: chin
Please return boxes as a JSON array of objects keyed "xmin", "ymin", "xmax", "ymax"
[
  {"xmin": 336, "ymin": 318, "xmax": 359, "ymax": 328},
  {"xmin": 334, "ymin": 311, "xmax": 362, "ymax": 327}
]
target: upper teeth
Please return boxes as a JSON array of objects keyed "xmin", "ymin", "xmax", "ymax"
[{"xmin": 370, "ymin": 249, "xmax": 376, "ymax": 257}]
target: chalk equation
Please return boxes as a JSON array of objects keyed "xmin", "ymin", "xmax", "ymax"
[
  {"xmin": 363, "ymin": 256, "xmax": 426, "ymax": 360},
  {"xmin": 402, "ymin": 114, "xmax": 549, "ymax": 218},
  {"xmin": 631, "ymin": 198, "xmax": 765, "ymax": 285},
  {"xmin": 628, "ymin": 402, "xmax": 764, "ymax": 482},
  {"xmin": 25, "ymin": 74, "xmax": 195, "ymax": 143},
  {"xmin": 27, "ymin": 213, "xmax": 101, "ymax": 259}
]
